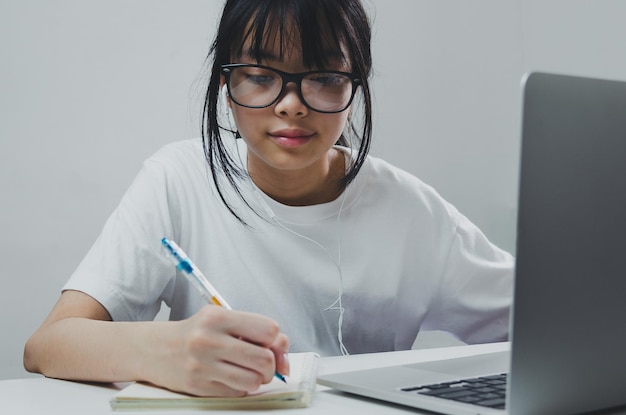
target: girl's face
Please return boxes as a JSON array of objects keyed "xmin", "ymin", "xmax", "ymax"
[{"xmin": 225, "ymin": 34, "xmax": 352, "ymax": 188}]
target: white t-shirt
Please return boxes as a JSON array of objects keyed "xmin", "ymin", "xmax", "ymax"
[{"xmin": 64, "ymin": 138, "xmax": 513, "ymax": 356}]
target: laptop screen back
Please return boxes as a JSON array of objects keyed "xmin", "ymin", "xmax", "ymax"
[{"xmin": 509, "ymin": 72, "xmax": 626, "ymax": 415}]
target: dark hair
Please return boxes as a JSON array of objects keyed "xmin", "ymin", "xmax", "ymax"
[{"xmin": 201, "ymin": 0, "xmax": 373, "ymax": 223}]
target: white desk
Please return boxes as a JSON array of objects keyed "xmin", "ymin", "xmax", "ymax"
[{"xmin": 0, "ymin": 343, "xmax": 508, "ymax": 415}]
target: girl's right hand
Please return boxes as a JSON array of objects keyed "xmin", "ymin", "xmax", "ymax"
[{"xmin": 146, "ymin": 305, "xmax": 290, "ymax": 397}]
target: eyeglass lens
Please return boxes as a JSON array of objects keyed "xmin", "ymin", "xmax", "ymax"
[{"xmin": 227, "ymin": 66, "xmax": 354, "ymax": 113}]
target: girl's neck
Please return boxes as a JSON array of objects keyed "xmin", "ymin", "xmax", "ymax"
[{"xmin": 249, "ymin": 148, "xmax": 346, "ymax": 206}]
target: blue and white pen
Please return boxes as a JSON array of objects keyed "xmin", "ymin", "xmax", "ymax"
[{"xmin": 160, "ymin": 237, "xmax": 287, "ymax": 383}]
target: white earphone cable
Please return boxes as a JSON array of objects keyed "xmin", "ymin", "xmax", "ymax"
[
  {"xmin": 235, "ymin": 143, "xmax": 351, "ymax": 355},
  {"xmin": 267, "ymin": 189, "xmax": 350, "ymax": 356}
]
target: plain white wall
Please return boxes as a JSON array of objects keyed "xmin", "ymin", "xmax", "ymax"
[
  {"xmin": 1, "ymin": 0, "xmax": 223, "ymax": 380},
  {"xmin": 3, "ymin": 0, "xmax": 626, "ymax": 380}
]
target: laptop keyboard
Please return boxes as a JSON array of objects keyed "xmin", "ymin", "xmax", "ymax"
[{"xmin": 401, "ymin": 373, "xmax": 507, "ymax": 409}]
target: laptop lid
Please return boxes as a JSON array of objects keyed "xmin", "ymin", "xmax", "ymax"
[
  {"xmin": 508, "ymin": 72, "xmax": 626, "ymax": 415},
  {"xmin": 317, "ymin": 72, "xmax": 626, "ymax": 415}
]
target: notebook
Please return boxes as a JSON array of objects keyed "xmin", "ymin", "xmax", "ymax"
[
  {"xmin": 110, "ymin": 352, "xmax": 319, "ymax": 411},
  {"xmin": 317, "ymin": 72, "xmax": 626, "ymax": 415}
]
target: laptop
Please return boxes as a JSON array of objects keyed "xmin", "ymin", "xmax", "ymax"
[{"xmin": 317, "ymin": 72, "xmax": 626, "ymax": 415}]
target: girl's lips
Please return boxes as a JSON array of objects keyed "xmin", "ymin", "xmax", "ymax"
[
  {"xmin": 269, "ymin": 128, "xmax": 315, "ymax": 139},
  {"xmin": 268, "ymin": 129, "xmax": 315, "ymax": 148}
]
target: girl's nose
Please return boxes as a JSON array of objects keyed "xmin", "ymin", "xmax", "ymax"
[{"xmin": 274, "ymin": 82, "xmax": 309, "ymax": 117}]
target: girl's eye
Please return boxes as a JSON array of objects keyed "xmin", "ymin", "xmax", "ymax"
[
  {"xmin": 246, "ymin": 73, "xmax": 276, "ymax": 86},
  {"xmin": 310, "ymin": 74, "xmax": 348, "ymax": 87}
]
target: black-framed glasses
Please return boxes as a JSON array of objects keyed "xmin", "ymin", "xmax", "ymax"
[{"xmin": 221, "ymin": 64, "xmax": 361, "ymax": 114}]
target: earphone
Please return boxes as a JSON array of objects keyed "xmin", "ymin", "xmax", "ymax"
[
  {"xmin": 237, "ymin": 138, "xmax": 350, "ymax": 355},
  {"xmin": 221, "ymin": 85, "xmax": 237, "ymax": 132},
  {"xmin": 252, "ymin": 188, "xmax": 277, "ymax": 219},
  {"xmin": 251, "ymin": 185, "xmax": 350, "ymax": 356}
]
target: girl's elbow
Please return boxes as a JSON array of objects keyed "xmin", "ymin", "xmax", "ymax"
[{"xmin": 23, "ymin": 332, "xmax": 44, "ymax": 374}]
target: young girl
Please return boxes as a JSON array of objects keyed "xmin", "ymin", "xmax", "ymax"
[{"xmin": 24, "ymin": 0, "xmax": 513, "ymax": 398}]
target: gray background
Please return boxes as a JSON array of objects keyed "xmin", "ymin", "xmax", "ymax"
[{"xmin": 2, "ymin": 0, "xmax": 625, "ymax": 380}]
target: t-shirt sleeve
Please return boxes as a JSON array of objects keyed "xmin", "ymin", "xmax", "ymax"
[
  {"xmin": 421, "ymin": 209, "xmax": 514, "ymax": 344},
  {"xmin": 63, "ymin": 157, "xmax": 179, "ymax": 322}
]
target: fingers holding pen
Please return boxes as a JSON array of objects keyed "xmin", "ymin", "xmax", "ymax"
[
  {"xmin": 270, "ymin": 332, "xmax": 290, "ymax": 379},
  {"xmin": 207, "ymin": 306, "xmax": 290, "ymax": 382},
  {"xmin": 178, "ymin": 306, "xmax": 289, "ymax": 394}
]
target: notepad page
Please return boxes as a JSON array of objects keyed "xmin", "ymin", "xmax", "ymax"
[{"xmin": 110, "ymin": 352, "xmax": 319, "ymax": 410}]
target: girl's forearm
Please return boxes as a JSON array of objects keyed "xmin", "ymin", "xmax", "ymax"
[{"xmin": 24, "ymin": 318, "xmax": 173, "ymax": 383}]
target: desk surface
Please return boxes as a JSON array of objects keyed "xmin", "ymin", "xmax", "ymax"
[{"xmin": 0, "ymin": 343, "xmax": 507, "ymax": 415}]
